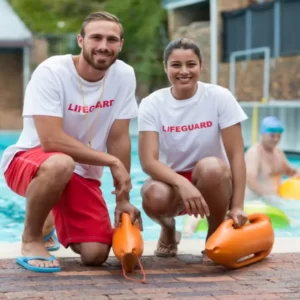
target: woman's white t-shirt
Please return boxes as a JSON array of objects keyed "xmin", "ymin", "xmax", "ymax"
[{"xmin": 138, "ymin": 81, "xmax": 248, "ymax": 172}]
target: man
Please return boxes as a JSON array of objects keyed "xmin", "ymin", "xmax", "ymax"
[
  {"xmin": 245, "ymin": 116, "xmax": 300, "ymax": 201},
  {"xmin": 0, "ymin": 11, "xmax": 142, "ymax": 272}
]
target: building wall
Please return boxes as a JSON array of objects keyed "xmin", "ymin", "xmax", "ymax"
[
  {"xmin": 0, "ymin": 52, "xmax": 23, "ymax": 129},
  {"xmin": 170, "ymin": 0, "xmax": 300, "ymax": 101},
  {"xmin": 172, "ymin": 21, "xmax": 211, "ymax": 84}
]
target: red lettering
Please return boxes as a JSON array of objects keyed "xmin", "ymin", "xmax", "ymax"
[
  {"xmin": 68, "ymin": 104, "xmax": 74, "ymax": 111},
  {"xmin": 161, "ymin": 121, "xmax": 212, "ymax": 133},
  {"xmin": 68, "ymin": 99, "xmax": 115, "ymax": 114},
  {"xmin": 103, "ymin": 100, "xmax": 109, "ymax": 107}
]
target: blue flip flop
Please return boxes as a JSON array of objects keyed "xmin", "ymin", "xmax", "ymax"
[
  {"xmin": 16, "ymin": 255, "xmax": 61, "ymax": 273},
  {"xmin": 44, "ymin": 227, "xmax": 60, "ymax": 252}
]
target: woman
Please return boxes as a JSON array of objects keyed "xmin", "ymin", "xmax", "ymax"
[{"xmin": 138, "ymin": 38, "xmax": 248, "ymax": 257}]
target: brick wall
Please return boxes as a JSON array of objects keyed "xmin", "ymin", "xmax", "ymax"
[
  {"xmin": 170, "ymin": 0, "xmax": 300, "ymax": 101},
  {"xmin": 0, "ymin": 52, "xmax": 23, "ymax": 129}
]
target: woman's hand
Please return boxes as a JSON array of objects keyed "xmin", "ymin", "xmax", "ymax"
[{"xmin": 176, "ymin": 178, "xmax": 210, "ymax": 218}]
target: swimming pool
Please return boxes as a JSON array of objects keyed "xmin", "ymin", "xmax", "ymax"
[{"xmin": 1, "ymin": 131, "xmax": 300, "ymax": 242}]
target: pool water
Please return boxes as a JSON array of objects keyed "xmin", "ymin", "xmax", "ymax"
[{"xmin": 1, "ymin": 131, "xmax": 300, "ymax": 242}]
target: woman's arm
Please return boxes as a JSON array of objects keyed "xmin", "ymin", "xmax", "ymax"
[
  {"xmin": 138, "ymin": 131, "xmax": 183, "ymax": 187},
  {"xmin": 221, "ymin": 123, "xmax": 246, "ymax": 210},
  {"xmin": 138, "ymin": 131, "xmax": 209, "ymax": 217}
]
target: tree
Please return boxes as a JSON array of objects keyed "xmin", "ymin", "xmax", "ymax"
[
  {"xmin": 9, "ymin": 0, "xmax": 168, "ymax": 90},
  {"xmin": 104, "ymin": 0, "xmax": 168, "ymax": 89}
]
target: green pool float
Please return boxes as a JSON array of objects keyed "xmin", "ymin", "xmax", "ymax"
[{"xmin": 184, "ymin": 200, "xmax": 290, "ymax": 232}]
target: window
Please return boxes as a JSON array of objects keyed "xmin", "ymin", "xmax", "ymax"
[{"xmin": 221, "ymin": 0, "xmax": 300, "ymax": 62}]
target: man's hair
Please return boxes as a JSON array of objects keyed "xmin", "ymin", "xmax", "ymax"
[{"xmin": 80, "ymin": 11, "xmax": 124, "ymax": 39}]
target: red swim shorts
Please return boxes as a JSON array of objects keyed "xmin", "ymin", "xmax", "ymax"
[
  {"xmin": 4, "ymin": 147, "xmax": 112, "ymax": 248},
  {"xmin": 176, "ymin": 171, "xmax": 193, "ymax": 216}
]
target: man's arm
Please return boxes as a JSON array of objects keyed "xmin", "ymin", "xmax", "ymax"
[
  {"xmin": 34, "ymin": 115, "xmax": 119, "ymax": 168},
  {"xmin": 279, "ymin": 150, "xmax": 298, "ymax": 177},
  {"xmin": 244, "ymin": 146, "xmax": 268, "ymax": 196},
  {"xmin": 107, "ymin": 119, "xmax": 132, "ymax": 202},
  {"xmin": 27, "ymin": 65, "xmax": 121, "ymax": 168}
]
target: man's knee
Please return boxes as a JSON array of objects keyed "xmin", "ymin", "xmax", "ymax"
[
  {"xmin": 193, "ymin": 157, "xmax": 231, "ymax": 188},
  {"xmin": 76, "ymin": 243, "xmax": 110, "ymax": 266},
  {"xmin": 38, "ymin": 154, "xmax": 75, "ymax": 181}
]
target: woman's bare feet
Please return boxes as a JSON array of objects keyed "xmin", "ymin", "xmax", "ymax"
[{"xmin": 154, "ymin": 220, "xmax": 182, "ymax": 257}]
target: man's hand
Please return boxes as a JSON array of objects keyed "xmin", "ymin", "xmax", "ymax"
[
  {"xmin": 176, "ymin": 178, "xmax": 210, "ymax": 218},
  {"xmin": 114, "ymin": 201, "xmax": 143, "ymax": 231},
  {"xmin": 110, "ymin": 160, "xmax": 132, "ymax": 196},
  {"xmin": 226, "ymin": 208, "xmax": 248, "ymax": 228},
  {"xmin": 292, "ymin": 171, "xmax": 300, "ymax": 179}
]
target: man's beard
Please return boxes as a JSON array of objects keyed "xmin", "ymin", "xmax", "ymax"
[{"xmin": 82, "ymin": 47, "xmax": 118, "ymax": 71}]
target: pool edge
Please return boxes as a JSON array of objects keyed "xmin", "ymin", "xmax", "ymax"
[{"xmin": 0, "ymin": 237, "xmax": 299, "ymax": 259}]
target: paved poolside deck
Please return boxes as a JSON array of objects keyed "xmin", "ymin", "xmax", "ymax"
[
  {"xmin": 0, "ymin": 238, "xmax": 300, "ymax": 299},
  {"xmin": 0, "ymin": 252, "xmax": 300, "ymax": 300}
]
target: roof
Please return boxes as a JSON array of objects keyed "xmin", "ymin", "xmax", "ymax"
[
  {"xmin": 0, "ymin": 0, "xmax": 32, "ymax": 47},
  {"xmin": 162, "ymin": 0, "xmax": 208, "ymax": 10}
]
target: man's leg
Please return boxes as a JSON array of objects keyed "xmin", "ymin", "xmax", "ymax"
[
  {"xmin": 141, "ymin": 156, "xmax": 232, "ymax": 257},
  {"xmin": 43, "ymin": 212, "xmax": 56, "ymax": 249},
  {"xmin": 5, "ymin": 148, "xmax": 75, "ymax": 268},
  {"xmin": 52, "ymin": 173, "xmax": 113, "ymax": 266},
  {"xmin": 70, "ymin": 243, "xmax": 110, "ymax": 266},
  {"xmin": 22, "ymin": 154, "xmax": 75, "ymax": 268}
]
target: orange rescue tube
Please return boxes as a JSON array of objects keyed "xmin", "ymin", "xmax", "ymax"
[
  {"xmin": 205, "ymin": 213, "xmax": 274, "ymax": 269},
  {"xmin": 112, "ymin": 213, "xmax": 146, "ymax": 283}
]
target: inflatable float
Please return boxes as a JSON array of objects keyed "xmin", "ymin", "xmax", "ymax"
[
  {"xmin": 184, "ymin": 199, "xmax": 290, "ymax": 232},
  {"xmin": 205, "ymin": 213, "xmax": 274, "ymax": 269},
  {"xmin": 278, "ymin": 178, "xmax": 300, "ymax": 200},
  {"xmin": 112, "ymin": 213, "xmax": 146, "ymax": 283}
]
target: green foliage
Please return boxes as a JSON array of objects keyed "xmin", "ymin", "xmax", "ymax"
[
  {"xmin": 8, "ymin": 0, "xmax": 168, "ymax": 87},
  {"xmin": 104, "ymin": 0, "xmax": 168, "ymax": 86},
  {"xmin": 8, "ymin": 0, "xmax": 102, "ymax": 33}
]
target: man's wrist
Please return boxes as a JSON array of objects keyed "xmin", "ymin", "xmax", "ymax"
[{"xmin": 116, "ymin": 192, "xmax": 130, "ymax": 203}]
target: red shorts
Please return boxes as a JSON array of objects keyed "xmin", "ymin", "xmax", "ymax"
[
  {"xmin": 4, "ymin": 148, "xmax": 112, "ymax": 248},
  {"xmin": 177, "ymin": 171, "xmax": 193, "ymax": 216},
  {"xmin": 177, "ymin": 171, "xmax": 193, "ymax": 182}
]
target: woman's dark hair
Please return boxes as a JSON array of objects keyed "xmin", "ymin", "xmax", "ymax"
[{"xmin": 163, "ymin": 38, "xmax": 202, "ymax": 65}]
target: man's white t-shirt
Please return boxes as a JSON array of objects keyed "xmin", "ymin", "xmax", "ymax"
[
  {"xmin": 0, "ymin": 54, "xmax": 138, "ymax": 180},
  {"xmin": 138, "ymin": 81, "xmax": 248, "ymax": 172}
]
